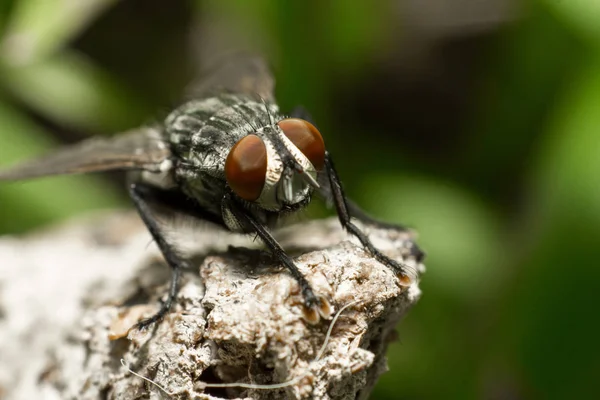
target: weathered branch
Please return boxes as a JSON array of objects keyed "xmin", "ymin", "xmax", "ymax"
[{"xmin": 0, "ymin": 212, "xmax": 423, "ymax": 399}]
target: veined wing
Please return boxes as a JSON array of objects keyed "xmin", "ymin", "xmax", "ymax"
[
  {"xmin": 0, "ymin": 127, "xmax": 171, "ymax": 181},
  {"xmin": 186, "ymin": 52, "xmax": 275, "ymax": 101}
]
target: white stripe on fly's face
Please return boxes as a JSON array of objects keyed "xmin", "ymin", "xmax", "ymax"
[
  {"xmin": 276, "ymin": 128, "xmax": 317, "ymax": 206},
  {"xmin": 255, "ymin": 126, "xmax": 284, "ymax": 211},
  {"xmin": 252, "ymin": 123, "xmax": 317, "ymax": 211}
]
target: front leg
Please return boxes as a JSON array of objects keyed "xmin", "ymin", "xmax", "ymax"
[
  {"xmin": 316, "ymin": 155, "xmax": 426, "ymax": 263},
  {"xmin": 224, "ymin": 194, "xmax": 327, "ymax": 322},
  {"xmin": 320, "ymin": 151, "xmax": 421, "ymax": 284},
  {"xmin": 317, "ymin": 168, "xmax": 411, "ymax": 232},
  {"xmin": 290, "ymin": 107, "xmax": 419, "ymax": 239}
]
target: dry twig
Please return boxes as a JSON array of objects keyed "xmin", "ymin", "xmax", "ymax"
[{"xmin": 0, "ymin": 212, "xmax": 423, "ymax": 399}]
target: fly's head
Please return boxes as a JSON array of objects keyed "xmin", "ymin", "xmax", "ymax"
[{"xmin": 224, "ymin": 118, "xmax": 325, "ymax": 212}]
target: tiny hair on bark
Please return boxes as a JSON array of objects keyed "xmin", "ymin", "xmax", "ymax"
[{"xmin": 0, "ymin": 211, "xmax": 423, "ymax": 399}]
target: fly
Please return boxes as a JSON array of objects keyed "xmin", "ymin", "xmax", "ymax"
[{"xmin": 0, "ymin": 54, "xmax": 423, "ymax": 329}]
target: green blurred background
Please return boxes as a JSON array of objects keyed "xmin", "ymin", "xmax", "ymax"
[{"xmin": 1, "ymin": 0, "xmax": 599, "ymax": 398}]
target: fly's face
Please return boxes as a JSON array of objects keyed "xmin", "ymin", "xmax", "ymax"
[{"xmin": 225, "ymin": 118, "xmax": 325, "ymax": 211}]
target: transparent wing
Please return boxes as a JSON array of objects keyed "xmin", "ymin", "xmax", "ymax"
[
  {"xmin": 186, "ymin": 52, "xmax": 275, "ymax": 101},
  {"xmin": 0, "ymin": 127, "xmax": 171, "ymax": 181}
]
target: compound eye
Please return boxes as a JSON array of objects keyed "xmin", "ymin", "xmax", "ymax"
[
  {"xmin": 278, "ymin": 118, "xmax": 325, "ymax": 170},
  {"xmin": 225, "ymin": 135, "xmax": 267, "ymax": 201}
]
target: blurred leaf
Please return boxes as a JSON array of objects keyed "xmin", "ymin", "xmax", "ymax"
[
  {"xmin": 375, "ymin": 297, "xmax": 480, "ymax": 399},
  {"xmin": 270, "ymin": 1, "xmax": 330, "ymax": 122},
  {"xmin": 0, "ymin": 50, "xmax": 151, "ymax": 133},
  {"xmin": 535, "ymin": 55, "xmax": 600, "ymax": 220},
  {"xmin": 544, "ymin": 0, "xmax": 600, "ymax": 47},
  {"xmin": 365, "ymin": 175, "xmax": 502, "ymax": 399},
  {"xmin": 0, "ymin": 98, "xmax": 124, "ymax": 233},
  {"xmin": 0, "ymin": 0, "xmax": 117, "ymax": 65},
  {"xmin": 464, "ymin": 3, "xmax": 585, "ymax": 204},
  {"xmin": 360, "ymin": 173, "xmax": 505, "ymax": 300},
  {"xmin": 0, "ymin": 0, "xmax": 17, "ymax": 34},
  {"xmin": 496, "ymin": 55, "xmax": 600, "ymax": 399},
  {"xmin": 325, "ymin": 0, "xmax": 389, "ymax": 73}
]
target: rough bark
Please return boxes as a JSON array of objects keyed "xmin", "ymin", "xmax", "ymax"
[{"xmin": 0, "ymin": 212, "xmax": 423, "ymax": 399}]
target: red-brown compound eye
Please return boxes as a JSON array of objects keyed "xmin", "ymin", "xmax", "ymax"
[
  {"xmin": 278, "ymin": 118, "xmax": 325, "ymax": 171},
  {"xmin": 225, "ymin": 135, "xmax": 267, "ymax": 201}
]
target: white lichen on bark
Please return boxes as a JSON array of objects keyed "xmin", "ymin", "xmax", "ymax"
[{"xmin": 0, "ymin": 212, "xmax": 423, "ymax": 399}]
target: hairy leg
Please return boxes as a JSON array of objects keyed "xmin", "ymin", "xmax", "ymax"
[
  {"xmin": 129, "ymin": 182, "xmax": 190, "ymax": 330},
  {"xmin": 223, "ymin": 193, "xmax": 320, "ymax": 310},
  {"xmin": 320, "ymin": 151, "xmax": 422, "ymax": 282},
  {"xmin": 290, "ymin": 106, "xmax": 424, "ymax": 264}
]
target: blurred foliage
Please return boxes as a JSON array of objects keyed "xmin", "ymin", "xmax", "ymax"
[{"xmin": 0, "ymin": 0, "xmax": 599, "ymax": 399}]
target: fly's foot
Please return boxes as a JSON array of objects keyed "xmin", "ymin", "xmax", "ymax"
[
  {"xmin": 301, "ymin": 286, "xmax": 321, "ymax": 324},
  {"xmin": 133, "ymin": 312, "xmax": 163, "ymax": 332},
  {"xmin": 303, "ymin": 305, "xmax": 321, "ymax": 325},
  {"xmin": 375, "ymin": 253, "xmax": 418, "ymax": 287},
  {"xmin": 317, "ymin": 296, "xmax": 333, "ymax": 319},
  {"xmin": 301, "ymin": 288, "xmax": 333, "ymax": 324},
  {"xmin": 133, "ymin": 297, "xmax": 173, "ymax": 331}
]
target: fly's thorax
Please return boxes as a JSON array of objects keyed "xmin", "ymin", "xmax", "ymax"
[{"xmin": 166, "ymin": 94, "xmax": 281, "ymax": 179}]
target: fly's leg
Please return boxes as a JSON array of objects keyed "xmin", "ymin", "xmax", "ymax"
[
  {"xmin": 290, "ymin": 106, "xmax": 424, "ymax": 262},
  {"xmin": 317, "ymin": 169, "xmax": 413, "ymax": 232},
  {"xmin": 320, "ymin": 151, "xmax": 422, "ymax": 283},
  {"xmin": 129, "ymin": 182, "xmax": 187, "ymax": 330},
  {"xmin": 290, "ymin": 106, "xmax": 404, "ymax": 228},
  {"xmin": 224, "ymin": 194, "xmax": 323, "ymax": 319}
]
